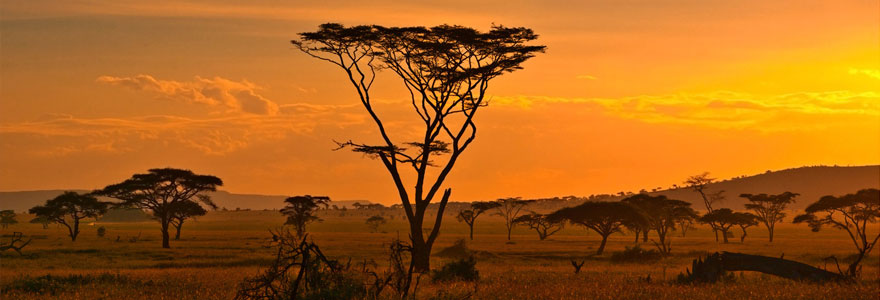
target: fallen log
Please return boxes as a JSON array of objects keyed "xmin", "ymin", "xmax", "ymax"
[{"xmin": 678, "ymin": 251, "xmax": 848, "ymax": 283}]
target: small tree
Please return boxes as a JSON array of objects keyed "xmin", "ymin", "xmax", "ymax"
[
  {"xmin": 732, "ymin": 212, "xmax": 758, "ymax": 243},
  {"xmin": 623, "ymin": 194, "xmax": 697, "ymax": 255},
  {"xmin": 366, "ymin": 215, "xmax": 387, "ymax": 233},
  {"xmin": 28, "ymin": 192, "xmax": 108, "ymax": 241},
  {"xmin": 698, "ymin": 208, "xmax": 740, "ymax": 243},
  {"xmin": 548, "ymin": 201, "xmax": 644, "ymax": 255},
  {"xmin": 0, "ymin": 210, "xmax": 17, "ymax": 229},
  {"xmin": 281, "ymin": 195, "xmax": 331, "ymax": 237},
  {"xmin": 741, "ymin": 192, "xmax": 798, "ymax": 242},
  {"xmin": 513, "ymin": 212, "xmax": 563, "ymax": 241},
  {"xmin": 455, "ymin": 201, "xmax": 502, "ymax": 240},
  {"xmin": 684, "ymin": 172, "xmax": 724, "ymax": 241},
  {"xmin": 96, "ymin": 168, "xmax": 223, "ymax": 248},
  {"xmin": 29, "ymin": 216, "xmax": 52, "ymax": 229},
  {"xmin": 169, "ymin": 199, "xmax": 210, "ymax": 240},
  {"xmin": 794, "ymin": 188, "xmax": 879, "ymax": 277},
  {"xmin": 494, "ymin": 198, "xmax": 534, "ymax": 241}
]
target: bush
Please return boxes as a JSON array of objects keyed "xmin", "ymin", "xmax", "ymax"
[
  {"xmin": 610, "ymin": 245, "xmax": 662, "ymax": 263},
  {"xmin": 431, "ymin": 256, "xmax": 479, "ymax": 282},
  {"xmin": 97, "ymin": 226, "xmax": 106, "ymax": 238}
]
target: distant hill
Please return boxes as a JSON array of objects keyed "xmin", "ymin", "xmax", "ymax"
[
  {"xmin": 0, "ymin": 189, "xmax": 371, "ymax": 213},
  {"xmin": 647, "ymin": 165, "xmax": 879, "ymax": 210},
  {"xmin": 0, "ymin": 165, "xmax": 875, "ymax": 212}
]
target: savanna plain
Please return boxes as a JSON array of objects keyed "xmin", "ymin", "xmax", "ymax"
[{"xmin": 1, "ymin": 209, "xmax": 877, "ymax": 300}]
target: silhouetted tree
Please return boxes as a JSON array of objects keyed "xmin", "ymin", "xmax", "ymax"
[
  {"xmin": 623, "ymin": 194, "xmax": 697, "ymax": 255},
  {"xmin": 698, "ymin": 208, "xmax": 744, "ymax": 243},
  {"xmin": 684, "ymin": 172, "xmax": 724, "ymax": 241},
  {"xmin": 96, "ymin": 168, "xmax": 222, "ymax": 248},
  {"xmin": 169, "ymin": 199, "xmax": 211, "ymax": 240},
  {"xmin": 28, "ymin": 192, "xmax": 108, "ymax": 241},
  {"xmin": 281, "ymin": 195, "xmax": 331, "ymax": 237},
  {"xmin": 677, "ymin": 217, "xmax": 695, "ymax": 238},
  {"xmin": 29, "ymin": 216, "xmax": 52, "ymax": 229},
  {"xmin": 794, "ymin": 188, "xmax": 879, "ymax": 277},
  {"xmin": 494, "ymin": 198, "xmax": 535, "ymax": 241},
  {"xmin": 548, "ymin": 201, "xmax": 644, "ymax": 255},
  {"xmin": 741, "ymin": 192, "xmax": 798, "ymax": 242},
  {"xmin": 0, "ymin": 210, "xmax": 18, "ymax": 229},
  {"xmin": 366, "ymin": 215, "xmax": 387, "ymax": 233},
  {"xmin": 455, "ymin": 201, "xmax": 501, "ymax": 240},
  {"xmin": 513, "ymin": 212, "xmax": 563, "ymax": 240},
  {"xmin": 733, "ymin": 212, "xmax": 758, "ymax": 243},
  {"xmin": 292, "ymin": 23, "xmax": 544, "ymax": 271}
]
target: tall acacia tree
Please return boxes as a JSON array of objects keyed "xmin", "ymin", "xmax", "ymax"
[
  {"xmin": 741, "ymin": 192, "xmax": 797, "ymax": 242},
  {"xmin": 548, "ymin": 201, "xmax": 643, "ymax": 255},
  {"xmin": 794, "ymin": 188, "xmax": 879, "ymax": 277},
  {"xmin": 456, "ymin": 201, "xmax": 501, "ymax": 240},
  {"xmin": 684, "ymin": 172, "xmax": 724, "ymax": 241},
  {"xmin": 292, "ymin": 24, "xmax": 545, "ymax": 271},
  {"xmin": 96, "ymin": 168, "xmax": 222, "ymax": 248},
  {"xmin": 28, "ymin": 191, "xmax": 108, "ymax": 241},
  {"xmin": 494, "ymin": 198, "xmax": 535, "ymax": 241},
  {"xmin": 622, "ymin": 194, "xmax": 698, "ymax": 255}
]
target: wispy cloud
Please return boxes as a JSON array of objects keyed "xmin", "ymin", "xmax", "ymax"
[
  {"xmin": 575, "ymin": 75, "xmax": 597, "ymax": 80},
  {"xmin": 97, "ymin": 74, "xmax": 280, "ymax": 115},
  {"xmin": 493, "ymin": 91, "xmax": 880, "ymax": 131},
  {"xmin": 849, "ymin": 68, "xmax": 880, "ymax": 80}
]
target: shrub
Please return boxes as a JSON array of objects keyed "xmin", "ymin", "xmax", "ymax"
[
  {"xmin": 610, "ymin": 245, "xmax": 662, "ymax": 264},
  {"xmin": 97, "ymin": 226, "xmax": 106, "ymax": 238},
  {"xmin": 431, "ymin": 256, "xmax": 479, "ymax": 282}
]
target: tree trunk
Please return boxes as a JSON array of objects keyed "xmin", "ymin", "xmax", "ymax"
[
  {"xmin": 506, "ymin": 224, "xmax": 512, "ymax": 241},
  {"xmin": 71, "ymin": 219, "xmax": 79, "ymax": 241},
  {"xmin": 721, "ymin": 229, "xmax": 729, "ymax": 243},
  {"xmin": 739, "ymin": 227, "xmax": 747, "ymax": 243},
  {"xmin": 642, "ymin": 230, "xmax": 648, "ymax": 242},
  {"xmin": 680, "ymin": 252, "xmax": 847, "ymax": 283},
  {"xmin": 174, "ymin": 222, "xmax": 183, "ymax": 240},
  {"xmin": 596, "ymin": 234, "xmax": 609, "ymax": 255},
  {"xmin": 768, "ymin": 225, "xmax": 774, "ymax": 242},
  {"xmin": 161, "ymin": 219, "xmax": 171, "ymax": 248},
  {"xmin": 633, "ymin": 229, "xmax": 640, "ymax": 243},
  {"xmin": 468, "ymin": 224, "xmax": 474, "ymax": 240}
]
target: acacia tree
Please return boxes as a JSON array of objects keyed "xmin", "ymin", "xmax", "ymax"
[
  {"xmin": 30, "ymin": 216, "xmax": 52, "ymax": 229},
  {"xmin": 741, "ymin": 192, "xmax": 798, "ymax": 242},
  {"xmin": 622, "ymin": 194, "xmax": 697, "ymax": 255},
  {"xmin": 366, "ymin": 215, "xmax": 387, "ymax": 233},
  {"xmin": 96, "ymin": 168, "xmax": 222, "ymax": 248},
  {"xmin": 0, "ymin": 210, "xmax": 17, "ymax": 229},
  {"xmin": 169, "ymin": 199, "xmax": 211, "ymax": 240},
  {"xmin": 733, "ymin": 211, "xmax": 758, "ymax": 243},
  {"xmin": 281, "ymin": 195, "xmax": 331, "ymax": 237},
  {"xmin": 513, "ymin": 212, "xmax": 563, "ymax": 241},
  {"xmin": 494, "ymin": 198, "xmax": 535, "ymax": 241},
  {"xmin": 698, "ymin": 208, "xmax": 743, "ymax": 243},
  {"xmin": 28, "ymin": 192, "xmax": 108, "ymax": 241},
  {"xmin": 548, "ymin": 201, "xmax": 643, "ymax": 255},
  {"xmin": 455, "ymin": 201, "xmax": 501, "ymax": 240},
  {"xmin": 292, "ymin": 23, "xmax": 545, "ymax": 271},
  {"xmin": 794, "ymin": 188, "xmax": 879, "ymax": 277},
  {"xmin": 684, "ymin": 173, "xmax": 726, "ymax": 242}
]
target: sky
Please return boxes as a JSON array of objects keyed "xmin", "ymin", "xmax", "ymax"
[{"xmin": 1, "ymin": 0, "xmax": 878, "ymax": 204}]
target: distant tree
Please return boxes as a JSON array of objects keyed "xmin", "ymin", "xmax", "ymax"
[
  {"xmin": 293, "ymin": 23, "xmax": 545, "ymax": 272},
  {"xmin": 455, "ymin": 201, "xmax": 502, "ymax": 240},
  {"xmin": 794, "ymin": 188, "xmax": 879, "ymax": 277},
  {"xmin": 365, "ymin": 215, "xmax": 387, "ymax": 233},
  {"xmin": 29, "ymin": 216, "xmax": 52, "ymax": 229},
  {"xmin": 684, "ymin": 172, "xmax": 724, "ymax": 241},
  {"xmin": 677, "ymin": 217, "xmax": 695, "ymax": 238},
  {"xmin": 741, "ymin": 192, "xmax": 798, "ymax": 242},
  {"xmin": 281, "ymin": 195, "xmax": 331, "ymax": 237},
  {"xmin": 732, "ymin": 212, "xmax": 758, "ymax": 243},
  {"xmin": 28, "ymin": 192, "xmax": 109, "ymax": 241},
  {"xmin": 548, "ymin": 201, "xmax": 644, "ymax": 255},
  {"xmin": 698, "ymin": 208, "xmax": 743, "ymax": 243},
  {"xmin": 494, "ymin": 198, "xmax": 535, "ymax": 241},
  {"xmin": 513, "ymin": 212, "xmax": 563, "ymax": 241},
  {"xmin": 0, "ymin": 210, "xmax": 18, "ymax": 229},
  {"xmin": 96, "ymin": 168, "xmax": 223, "ymax": 248},
  {"xmin": 623, "ymin": 194, "xmax": 697, "ymax": 255},
  {"xmin": 169, "ymin": 199, "xmax": 211, "ymax": 240}
]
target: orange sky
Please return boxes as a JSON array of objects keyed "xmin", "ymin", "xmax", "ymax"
[{"xmin": 1, "ymin": 1, "xmax": 878, "ymax": 204}]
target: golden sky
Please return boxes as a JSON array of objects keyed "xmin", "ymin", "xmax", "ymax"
[{"xmin": 1, "ymin": 0, "xmax": 878, "ymax": 203}]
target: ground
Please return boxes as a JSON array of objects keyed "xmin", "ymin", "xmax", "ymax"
[{"xmin": 1, "ymin": 209, "xmax": 877, "ymax": 299}]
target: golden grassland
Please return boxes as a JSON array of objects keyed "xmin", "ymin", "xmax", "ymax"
[{"xmin": 1, "ymin": 210, "xmax": 878, "ymax": 299}]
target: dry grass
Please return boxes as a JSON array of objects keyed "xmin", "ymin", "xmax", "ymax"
[{"xmin": 1, "ymin": 210, "xmax": 877, "ymax": 299}]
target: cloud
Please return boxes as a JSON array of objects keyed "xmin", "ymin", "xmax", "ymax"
[
  {"xmin": 849, "ymin": 68, "xmax": 880, "ymax": 80},
  {"xmin": 493, "ymin": 90, "xmax": 880, "ymax": 131},
  {"xmin": 96, "ymin": 74, "xmax": 280, "ymax": 115},
  {"xmin": 575, "ymin": 74, "xmax": 597, "ymax": 80}
]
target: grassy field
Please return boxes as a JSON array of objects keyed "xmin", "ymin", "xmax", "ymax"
[{"xmin": 1, "ymin": 209, "xmax": 877, "ymax": 299}]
